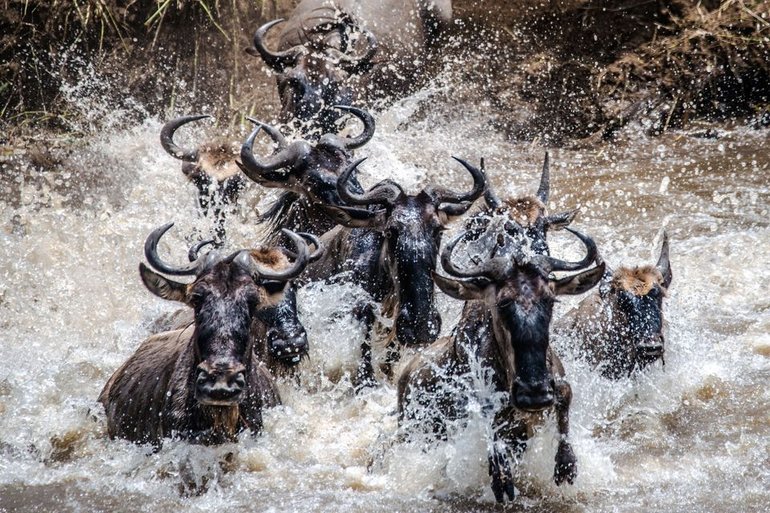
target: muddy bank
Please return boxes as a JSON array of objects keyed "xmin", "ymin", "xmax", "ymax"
[{"xmin": 1, "ymin": 0, "xmax": 769, "ymax": 143}]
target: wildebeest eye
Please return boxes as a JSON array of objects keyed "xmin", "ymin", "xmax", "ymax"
[{"xmin": 188, "ymin": 291, "xmax": 205, "ymax": 308}]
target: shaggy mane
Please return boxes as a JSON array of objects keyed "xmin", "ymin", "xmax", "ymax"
[
  {"xmin": 502, "ymin": 195, "xmax": 546, "ymax": 227},
  {"xmin": 612, "ymin": 265, "xmax": 665, "ymax": 296},
  {"xmin": 249, "ymin": 247, "xmax": 289, "ymax": 270}
]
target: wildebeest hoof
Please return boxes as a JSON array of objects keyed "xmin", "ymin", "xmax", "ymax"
[
  {"xmin": 554, "ymin": 440, "xmax": 577, "ymax": 485},
  {"xmin": 488, "ymin": 451, "xmax": 515, "ymax": 503}
]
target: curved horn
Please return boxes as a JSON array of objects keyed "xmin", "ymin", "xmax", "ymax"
[
  {"xmin": 530, "ymin": 227, "xmax": 598, "ymax": 273},
  {"xmin": 253, "ymin": 19, "xmax": 301, "ymax": 72},
  {"xmin": 429, "ymin": 157, "xmax": 487, "ymax": 208},
  {"xmin": 536, "ymin": 151, "xmax": 550, "ymax": 204},
  {"xmin": 145, "ymin": 223, "xmax": 210, "ymax": 276},
  {"xmin": 247, "ymin": 117, "xmax": 287, "ymax": 150},
  {"xmin": 247, "ymin": 229, "xmax": 310, "ymax": 281},
  {"xmin": 333, "ymin": 105, "xmax": 375, "ymax": 149},
  {"xmin": 440, "ymin": 231, "xmax": 511, "ymax": 280},
  {"xmin": 160, "ymin": 115, "xmax": 210, "ymax": 162},
  {"xmin": 337, "ymin": 157, "xmax": 402, "ymax": 207},
  {"xmin": 280, "ymin": 232, "xmax": 325, "ymax": 262},
  {"xmin": 299, "ymin": 232, "xmax": 324, "ymax": 262},
  {"xmin": 656, "ymin": 231, "xmax": 672, "ymax": 287},
  {"xmin": 239, "ymin": 124, "xmax": 307, "ymax": 182},
  {"xmin": 188, "ymin": 239, "xmax": 216, "ymax": 262},
  {"xmin": 480, "ymin": 158, "xmax": 503, "ymax": 209}
]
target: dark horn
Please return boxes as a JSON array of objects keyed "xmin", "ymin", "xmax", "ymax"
[
  {"xmin": 281, "ymin": 232, "xmax": 324, "ymax": 262},
  {"xmin": 337, "ymin": 157, "xmax": 402, "ymax": 207},
  {"xmin": 253, "ymin": 19, "xmax": 301, "ymax": 72},
  {"xmin": 299, "ymin": 232, "xmax": 324, "ymax": 262},
  {"xmin": 333, "ymin": 105, "xmax": 375, "ymax": 149},
  {"xmin": 480, "ymin": 158, "xmax": 503, "ymax": 209},
  {"xmin": 430, "ymin": 157, "xmax": 486, "ymax": 212},
  {"xmin": 536, "ymin": 151, "xmax": 550, "ymax": 204},
  {"xmin": 531, "ymin": 227, "xmax": 598, "ymax": 273},
  {"xmin": 248, "ymin": 229, "xmax": 310, "ymax": 281},
  {"xmin": 145, "ymin": 223, "xmax": 208, "ymax": 276},
  {"xmin": 160, "ymin": 115, "xmax": 210, "ymax": 162},
  {"xmin": 188, "ymin": 239, "xmax": 216, "ymax": 262},
  {"xmin": 656, "ymin": 231, "xmax": 672, "ymax": 287},
  {"xmin": 440, "ymin": 231, "xmax": 510, "ymax": 280},
  {"xmin": 246, "ymin": 117, "xmax": 287, "ymax": 150},
  {"xmin": 239, "ymin": 125, "xmax": 306, "ymax": 182}
]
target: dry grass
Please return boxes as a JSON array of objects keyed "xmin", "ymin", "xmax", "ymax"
[{"xmin": 0, "ymin": 0, "xmax": 301, "ymax": 139}]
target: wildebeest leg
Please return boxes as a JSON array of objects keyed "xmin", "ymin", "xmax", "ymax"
[
  {"xmin": 553, "ymin": 380, "xmax": 577, "ymax": 485},
  {"xmin": 352, "ymin": 301, "xmax": 377, "ymax": 390},
  {"xmin": 488, "ymin": 408, "xmax": 528, "ymax": 502},
  {"xmin": 380, "ymin": 338, "xmax": 400, "ymax": 378},
  {"xmin": 487, "ymin": 437, "xmax": 514, "ymax": 503}
]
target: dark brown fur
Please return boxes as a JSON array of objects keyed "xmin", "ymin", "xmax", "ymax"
[{"xmin": 558, "ymin": 237, "xmax": 672, "ymax": 379}]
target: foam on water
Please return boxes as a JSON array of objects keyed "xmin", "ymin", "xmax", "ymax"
[{"xmin": 1, "ymin": 64, "xmax": 769, "ymax": 513}]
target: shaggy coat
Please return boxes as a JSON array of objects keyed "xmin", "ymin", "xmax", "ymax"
[{"xmin": 558, "ymin": 234, "xmax": 672, "ymax": 378}]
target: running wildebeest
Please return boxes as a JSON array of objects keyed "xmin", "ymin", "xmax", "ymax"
[
  {"xmin": 557, "ymin": 232, "xmax": 672, "ymax": 378},
  {"xmin": 238, "ymin": 105, "xmax": 375, "ymax": 242},
  {"xmin": 160, "ymin": 116, "xmax": 247, "ymax": 241},
  {"xmin": 308, "ymin": 155, "xmax": 486, "ymax": 386},
  {"xmin": 99, "ymin": 223, "xmax": 315, "ymax": 445},
  {"xmin": 462, "ymin": 153, "xmax": 578, "ymax": 260},
  {"xmin": 250, "ymin": 0, "xmax": 452, "ymax": 135},
  {"xmin": 398, "ymin": 226, "xmax": 605, "ymax": 503},
  {"xmin": 145, "ymin": 232, "xmax": 325, "ymax": 376}
]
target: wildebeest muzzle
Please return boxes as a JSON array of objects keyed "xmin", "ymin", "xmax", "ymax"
[{"xmin": 195, "ymin": 360, "xmax": 247, "ymax": 406}]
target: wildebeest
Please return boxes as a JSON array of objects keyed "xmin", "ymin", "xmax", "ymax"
[
  {"xmin": 398, "ymin": 226, "xmax": 605, "ymax": 502},
  {"xmin": 557, "ymin": 232, "xmax": 672, "ymax": 379},
  {"xmin": 98, "ymin": 223, "xmax": 315, "ymax": 445},
  {"xmin": 145, "ymin": 233, "xmax": 325, "ymax": 376},
  {"xmin": 308, "ymin": 155, "xmax": 486, "ymax": 385},
  {"xmin": 160, "ymin": 116, "xmax": 247, "ymax": 240},
  {"xmin": 462, "ymin": 153, "xmax": 578, "ymax": 260},
  {"xmin": 238, "ymin": 105, "xmax": 375, "ymax": 241},
  {"xmin": 251, "ymin": 0, "xmax": 452, "ymax": 135}
]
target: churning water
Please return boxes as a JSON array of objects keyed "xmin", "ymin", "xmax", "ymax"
[{"xmin": 1, "ymin": 63, "xmax": 769, "ymax": 513}]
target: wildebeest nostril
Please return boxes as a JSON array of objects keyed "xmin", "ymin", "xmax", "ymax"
[{"xmin": 513, "ymin": 379, "xmax": 555, "ymax": 411}]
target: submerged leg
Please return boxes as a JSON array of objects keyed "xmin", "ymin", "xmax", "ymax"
[
  {"xmin": 553, "ymin": 380, "xmax": 577, "ymax": 485},
  {"xmin": 488, "ymin": 437, "xmax": 515, "ymax": 503},
  {"xmin": 352, "ymin": 301, "xmax": 377, "ymax": 390}
]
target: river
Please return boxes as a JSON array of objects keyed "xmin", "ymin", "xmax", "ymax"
[{"xmin": 0, "ymin": 61, "xmax": 768, "ymax": 512}]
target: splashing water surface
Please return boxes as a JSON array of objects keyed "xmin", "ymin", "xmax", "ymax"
[{"xmin": 1, "ymin": 64, "xmax": 769, "ymax": 513}]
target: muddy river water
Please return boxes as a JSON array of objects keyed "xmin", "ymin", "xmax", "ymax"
[{"xmin": 0, "ymin": 66, "xmax": 769, "ymax": 512}]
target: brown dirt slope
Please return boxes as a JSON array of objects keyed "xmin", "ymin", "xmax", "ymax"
[{"xmin": 1, "ymin": 0, "xmax": 768, "ymax": 143}]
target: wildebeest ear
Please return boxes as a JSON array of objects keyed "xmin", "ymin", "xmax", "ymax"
[
  {"xmin": 553, "ymin": 262, "xmax": 606, "ymax": 296},
  {"xmin": 139, "ymin": 263, "xmax": 188, "ymax": 303},
  {"xmin": 656, "ymin": 231, "xmax": 672, "ymax": 288},
  {"xmin": 318, "ymin": 204, "xmax": 386, "ymax": 228},
  {"xmin": 545, "ymin": 208, "xmax": 579, "ymax": 230},
  {"xmin": 432, "ymin": 271, "xmax": 487, "ymax": 301}
]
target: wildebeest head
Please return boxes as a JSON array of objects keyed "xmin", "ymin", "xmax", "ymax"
[
  {"xmin": 464, "ymin": 153, "xmax": 579, "ymax": 258},
  {"xmin": 237, "ymin": 105, "xmax": 374, "ymax": 207},
  {"xmin": 324, "ymin": 156, "xmax": 487, "ymax": 345},
  {"xmin": 599, "ymin": 233, "xmax": 672, "ymax": 373},
  {"xmin": 435, "ymin": 227, "xmax": 605, "ymax": 411},
  {"xmin": 251, "ymin": 18, "xmax": 377, "ymax": 136},
  {"xmin": 160, "ymin": 115, "xmax": 246, "ymax": 240},
  {"xmin": 138, "ymin": 223, "xmax": 315, "ymax": 405}
]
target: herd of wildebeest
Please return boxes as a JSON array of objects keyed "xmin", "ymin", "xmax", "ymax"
[{"xmin": 97, "ymin": 1, "xmax": 672, "ymax": 503}]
